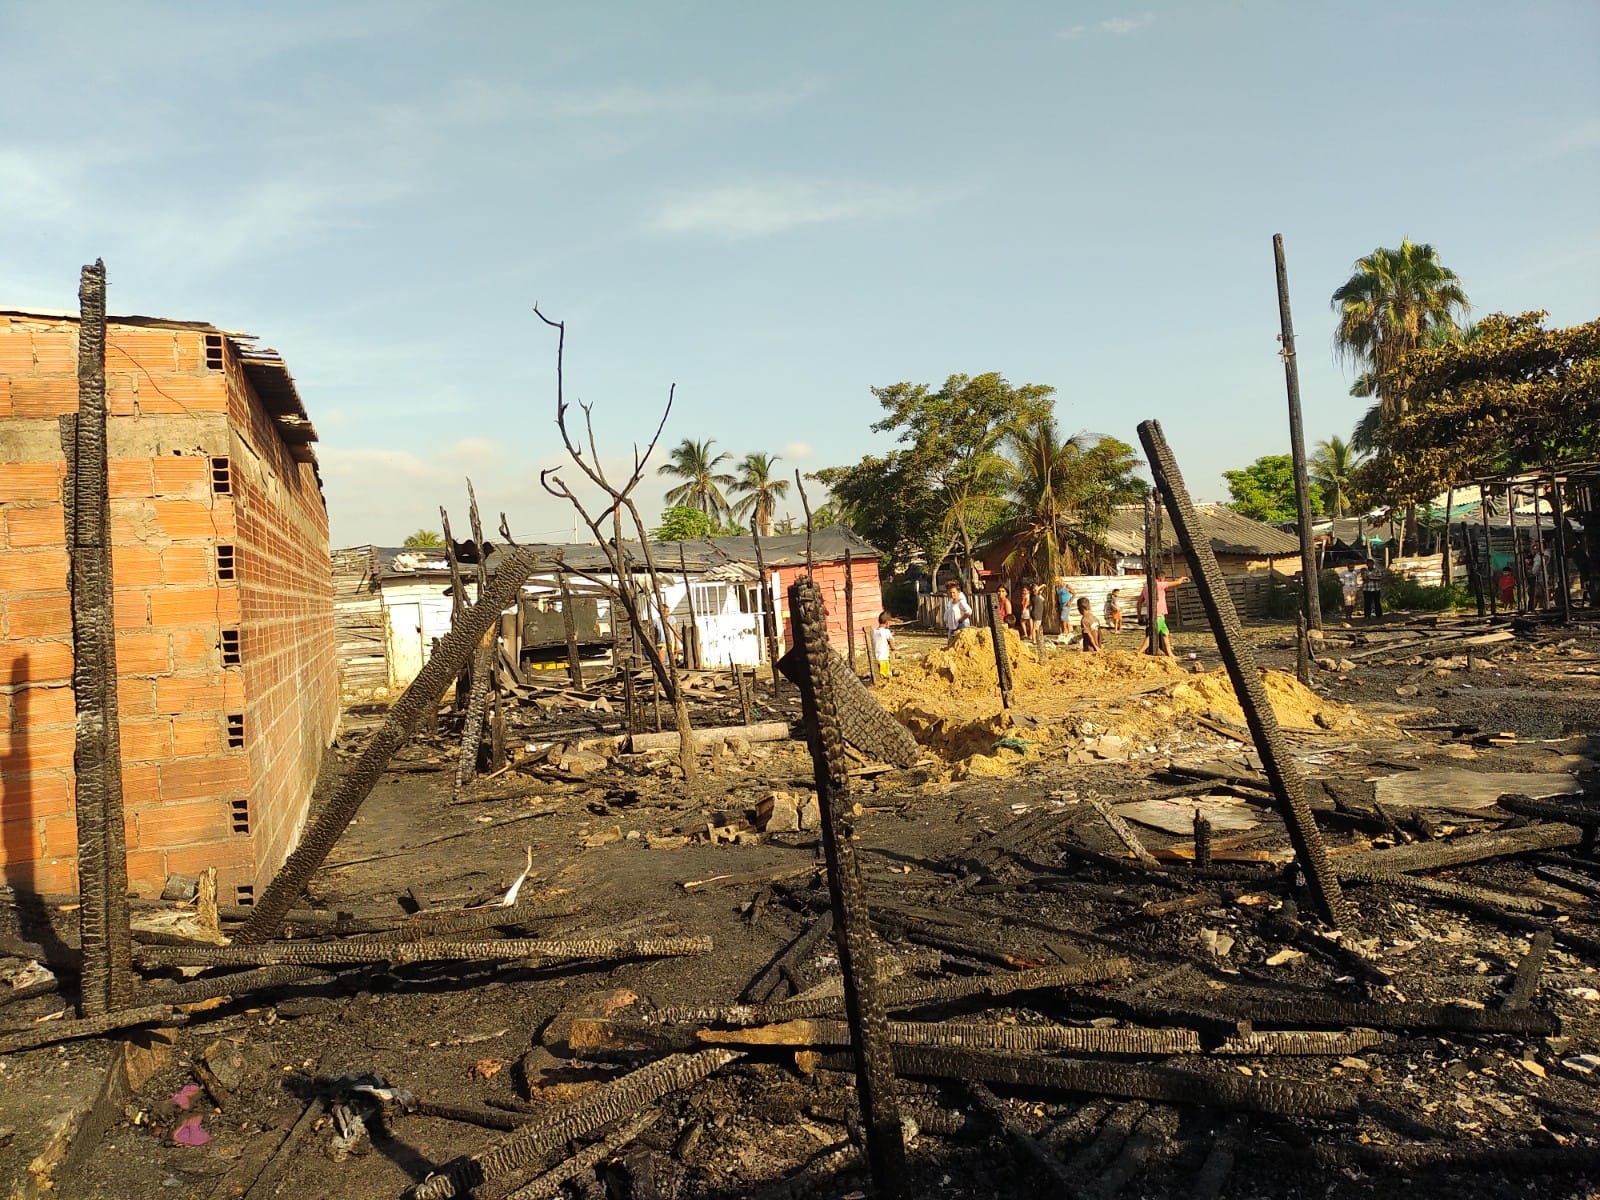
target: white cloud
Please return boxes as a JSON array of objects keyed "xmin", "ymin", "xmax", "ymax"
[
  {"xmin": 1059, "ymin": 12, "xmax": 1156, "ymax": 39},
  {"xmin": 648, "ymin": 179, "xmax": 927, "ymax": 240},
  {"xmin": 782, "ymin": 442, "xmax": 814, "ymax": 461}
]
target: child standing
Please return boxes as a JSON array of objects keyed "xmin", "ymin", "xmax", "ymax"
[
  {"xmin": 871, "ymin": 610, "xmax": 896, "ymax": 680},
  {"xmin": 1105, "ymin": 588, "xmax": 1124, "ymax": 632},
  {"xmin": 1077, "ymin": 596, "xmax": 1102, "ymax": 651},
  {"xmin": 1018, "ymin": 585, "xmax": 1036, "ymax": 640}
]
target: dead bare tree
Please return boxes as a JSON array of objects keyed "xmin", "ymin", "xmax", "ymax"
[{"xmin": 533, "ymin": 306, "xmax": 698, "ymax": 783}]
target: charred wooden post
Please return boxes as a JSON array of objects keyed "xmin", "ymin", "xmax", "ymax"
[
  {"xmin": 651, "ymin": 674, "xmax": 662, "ymax": 733},
  {"xmin": 844, "ymin": 547, "xmax": 857, "ymax": 673},
  {"xmin": 785, "ymin": 576, "xmax": 910, "ymax": 1199},
  {"xmin": 862, "ymin": 626, "xmax": 875, "ymax": 687},
  {"xmin": 234, "ymin": 548, "xmax": 543, "ymax": 943},
  {"xmin": 732, "ymin": 658, "xmax": 751, "ymax": 725},
  {"xmin": 1273, "ymin": 233, "xmax": 1322, "ymax": 632},
  {"xmin": 1193, "ymin": 812, "xmax": 1212, "ymax": 868},
  {"xmin": 751, "ymin": 516, "xmax": 784, "ymax": 690},
  {"xmin": 1295, "ymin": 614, "xmax": 1310, "ymax": 685},
  {"xmin": 1137, "ymin": 419, "xmax": 1352, "ymax": 928},
  {"xmin": 440, "ymin": 506, "xmax": 473, "ymax": 714},
  {"xmin": 986, "ymin": 596, "xmax": 1013, "ymax": 709},
  {"xmin": 1508, "ymin": 485, "xmax": 1524, "ymax": 610},
  {"xmin": 66, "ymin": 259, "xmax": 134, "ymax": 1015},
  {"xmin": 1552, "ymin": 472, "xmax": 1573, "ymax": 623},
  {"xmin": 1142, "ymin": 490, "xmax": 1159, "ymax": 654},
  {"xmin": 623, "ymin": 669, "xmax": 638, "ymax": 736},
  {"xmin": 558, "ymin": 572, "xmax": 585, "ymax": 688},
  {"xmin": 1481, "ymin": 487, "xmax": 1498, "ymax": 616},
  {"xmin": 677, "ymin": 543, "xmax": 700, "ymax": 671},
  {"xmin": 1442, "ymin": 485, "xmax": 1456, "ymax": 587},
  {"xmin": 454, "ymin": 636, "xmax": 495, "ymax": 801}
]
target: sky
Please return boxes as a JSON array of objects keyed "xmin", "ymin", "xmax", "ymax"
[{"xmin": 3, "ymin": 2, "xmax": 1597, "ymax": 549}]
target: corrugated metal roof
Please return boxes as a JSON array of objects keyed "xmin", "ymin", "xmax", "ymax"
[
  {"xmin": 1103, "ymin": 503, "xmax": 1301, "ymax": 558},
  {"xmin": 362, "ymin": 526, "xmax": 883, "ymax": 582}
]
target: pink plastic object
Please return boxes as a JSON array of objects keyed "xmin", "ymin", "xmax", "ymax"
[
  {"xmin": 173, "ymin": 1115, "xmax": 210, "ymax": 1146},
  {"xmin": 171, "ymin": 1083, "xmax": 202, "ymax": 1111}
]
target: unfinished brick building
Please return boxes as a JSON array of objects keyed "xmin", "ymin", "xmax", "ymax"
[{"xmin": 0, "ymin": 307, "xmax": 338, "ymax": 906}]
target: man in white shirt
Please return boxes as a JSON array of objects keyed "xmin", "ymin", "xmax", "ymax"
[{"xmin": 942, "ymin": 579, "xmax": 973, "ymax": 647}]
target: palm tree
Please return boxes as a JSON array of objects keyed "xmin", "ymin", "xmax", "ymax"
[
  {"xmin": 402, "ymin": 529, "xmax": 444, "ymax": 548},
  {"xmin": 1332, "ymin": 240, "xmax": 1469, "ymax": 423},
  {"xmin": 1332, "ymin": 240, "xmax": 1468, "ymax": 551},
  {"xmin": 656, "ymin": 438, "xmax": 736, "ymax": 520},
  {"xmin": 1308, "ymin": 435, "xmax": 1364, "ymax": 517},
  {"xmin": 987, "ymin": 416, "xmax": 1144, "ymax": 583},
  {"xmin": 729, "ymin": 452, "xmax": 791, "ymax": 537}
]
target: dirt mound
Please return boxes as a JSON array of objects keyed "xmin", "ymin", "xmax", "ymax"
[
  {"xmin": 1165, "ymin": 670, "xmax": 1354, "ymax": 732},
  {"xmin": 877, "ymin": 630, "xmax": 1372, "ymax": 778}
]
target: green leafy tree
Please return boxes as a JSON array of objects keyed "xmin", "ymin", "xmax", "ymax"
[
  {"xmin": 656, "ymin": 438, "xmax": 736, "ymax": 520},
  {"xmin": 870, "ymin": 372, "xmax": 1054, "ymax": 572},
  {"xmin": 650, "ymin": 505, "xmax": 716, "ymax": 541},
  {"xmin": 986, "ymin": 417, "xmax": 1144, "ymax": 579},
  {"xmin": 1308, "ymin": 435, "xmax": 1364, "ymax": 517},
  {"xmin": 402, "ymin": 529, "xmax": 444, "ymax": 548},
  {"xmin": 729, "ymin": 452, "xmax": 791, "ymax": 537},
  {"xmin": 811, "ymin": 453, "xmax": 935, "ymax": 567},
  {"xmin": 1384, "ymin": 311, "xmax": 1600, "ymax": 501},
  {"xmin": 1223, "ymin": 454, "xmax": 1322, "ymax": 524}
]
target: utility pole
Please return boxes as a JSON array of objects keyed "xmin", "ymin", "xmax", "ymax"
[{"xmin": 1273, "ymin": 234, "xmax": 1322, "ymax": 633}]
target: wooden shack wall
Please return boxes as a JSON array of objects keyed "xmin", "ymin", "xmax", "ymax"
[{"xmin": 332, "ymin": 546, "xmax": 389, "ymax": 702}]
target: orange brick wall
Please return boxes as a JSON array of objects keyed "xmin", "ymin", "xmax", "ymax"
[
  {"xmin": 0, "ymin": 313, "xmax": 335, "ymax": 900},
  {"xmin": 223, "ymin": 354, "xmax": 338, "ymax": 893},
  {"xmin": 773, "ymin": 558, "xmax": 884, "ymax": 657}
]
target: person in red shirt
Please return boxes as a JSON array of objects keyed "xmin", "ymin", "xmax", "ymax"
[{"xmin": 1136, "ymin": 568, "xmax": 1189, "ymax": 657}]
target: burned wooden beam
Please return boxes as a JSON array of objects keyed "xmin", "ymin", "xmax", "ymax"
[
  {"xmin": 235, "ymin": 546, "xmax": 545, "ymax": 944},
  {"xmin": 1500, "ymin": 930, "xmax": 1553, "ymax": 1011},
  {"xmin": 66, "ymin": 258, "xmax": 134, "ymax": 1015},
  {"xmin": 966, "ymin": 1082, "xmax": 1077, "ymax": 1191},
  {"xmin": 653, "ymin": 959, "xmax": 1129, "ymax": 1027},
  {"xmin": 1088, "ymin": 799, "xmax": 1160, "ymax": 868},
  {"xmin": 777, "ymin": 641, "xmax": 921, "ymax": 768},
  {"xmin": 1137, "ymin": 419, "xmax": 1351, "ymax": 928},
  {"xmin": 136, "ymin": 934, "xmax": 711, "ymax": 969},
  {"xmin": 498, "ymin": 1109, "xmax": 657, "ymax": 1199},
  {"xmin": 1334, "ymin": 823, "xmax": 1581, "ymax": 875},
  {"xmin": 784, "ymin": 575, "xmax": 910, "ymax": 1199},
  {"xmin": 410, "ymin": 1049, "xmax": 740, "ymax": 1200},
  {"xmin": 879, "ymin": 1046, "xmax": 1358, "ymax": 1118},
  {"xmin": 741, "ymin": 911, "xmax": 835, "ymax": 1004},
  {"xmin": 0, "ymin": 1004, "xmax": 184, "ymax": 1055}
]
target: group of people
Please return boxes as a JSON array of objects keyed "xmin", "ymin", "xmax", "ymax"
[
  {"xmin": 1337, "ymin": 561, "xmax": 1386, "ymax": 620},
  {"xmin": 939, "ymin": 569, "xmax": 1190, "ymax": 658}
]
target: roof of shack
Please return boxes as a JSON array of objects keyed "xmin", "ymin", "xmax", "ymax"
[{"xmin": 1102, "ymin": 502, "xmax": 1301, "ymax": 558}]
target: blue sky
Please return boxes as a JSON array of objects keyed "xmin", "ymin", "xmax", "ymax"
[{"xmin": 4, "ymin": 2, "xmax": 1597, "ymax": 547}]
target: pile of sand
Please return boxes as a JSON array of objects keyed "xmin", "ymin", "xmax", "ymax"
[{"xmin": 877, "ymin": 628, "xmax": 1370, "ymax": 778}]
